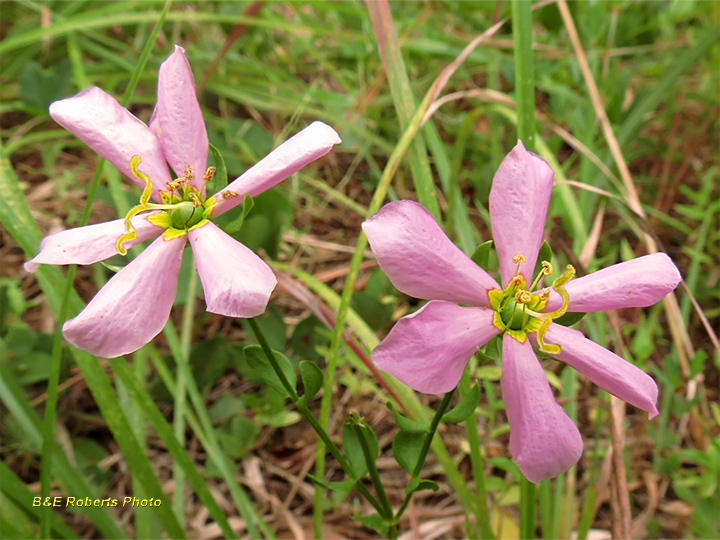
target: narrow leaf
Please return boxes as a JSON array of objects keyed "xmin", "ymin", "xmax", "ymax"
[
  {"xmin": 471, "ymin": 240, "xmax": 493, "ymax": 272},
  {"xmin": 442, "ymin": 383, "xmax": 481, "ymax": 424},
  {"xmin": 244, "ymin": 344, "xmax": 296, "ymax": 397},
  {"xmin": 299, "ymin": 360, "xmax": 323, "ymax": 400},
  {"xmin": 387, "ymin": 402, "xmax": 429, "ymax": 434},
  {"xmin": 392, "ymin": 430, "xmax": 425, "ymax": 475},
  {"xmin": 207, "ymin": 142, "xmax": 229, "ymax": 195}
]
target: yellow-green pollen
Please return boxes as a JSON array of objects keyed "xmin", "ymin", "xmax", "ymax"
[
  {"xmin": 115, "ymin": 156, "xmax": 233, "ymax": 255},
  {"xmin": 489, "ymin": 254, "xmax": 575, "ymax": 354}
]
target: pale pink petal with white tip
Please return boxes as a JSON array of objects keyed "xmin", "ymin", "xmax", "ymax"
[
  {"xmin": 489, "ymin": 141, "xmax": 554, "ymax": 286},
  {"xmin": 501, "ymin": 336, "xmax": 582, "ymax": 483},
  {"xmin": 62, "ymin": 234, "xmax": 186, "ymax": 358},
  {"xmin": 541, "ymin": 253, "xmax": 682, "ymax": 313},
  {"xmin": 49, "ymin": 87, "xmax": 171, "ymax": 201},
  {"xmin": 363, "ymin": 200, "xmax": 499, "ymax": 307},
  {"xmin": 373, "ymin": 300, "xmax": 500, "ymax": 394},
  {"xmin": 534, "ymin": 325, "xmax": 659, "ymax": 417},
  {"xmin": 24, "ymin": 213, "xmax": 164, "ymax": 272},
  {"xmin": 149, "ymin": 45, "xmax": 208, "ymax": 193},
  {"xmin": 188, "ymin": 222, "xmax": 277, "ymax": 318},
  {"xmin": 211, "ymin": 122, "xmax": 341, "ymax": 217}
]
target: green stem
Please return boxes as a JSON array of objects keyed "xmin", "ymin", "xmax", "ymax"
[
  {"xmin": 512, "ymin": 0, "xmax": 537, "ymax": 152},
  {"xmin": 460, "ymin": 372, "xmax": 495, "ymax": 539},
  {"xmin": 395, "ymin": 390, "xmax": 455, "ymax": 521},
  {"xmin": 173, "ymin": 256, "xmax": 198, "ymax": 521},
  {"xmin": 246, "ymin": 318, "xmax": 385, "ymax": 516},
  {"xmin": 520, "ymin": 477, "xmax": 537, "ymax": 539}
]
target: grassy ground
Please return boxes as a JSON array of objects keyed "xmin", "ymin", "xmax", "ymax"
[{"xmin": 1, "ymin": 1, "xmax": 718, "ymax": 539}]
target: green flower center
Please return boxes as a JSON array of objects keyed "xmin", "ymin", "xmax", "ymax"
[
  {"xmin": 114, "ymin": 156, "xmax": 222, "ymax": 254},
  {"xmin": 489, "ymin": 254, "xmax": 575, "ymax": 354}
]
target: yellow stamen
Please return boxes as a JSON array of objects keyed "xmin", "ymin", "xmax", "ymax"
[
  {"xmin": 515, "ymin": 290, "xmax": 532, "ymax": 304},
  {"xmin": 189, "ymin": 193, "xmax": 202, "ymax": 208},
  {"xmin": 221, "ymin": 190, "xmax": 239, "ymax": 199},
  {"xmin": 512, "ymin": 253, "xmax": 526, "ymax": 278},
  {"xmin": 203, "ymin": 167, "xmax": 215, "ymax": 182},
  {"xmin": 528, "ymin": 260, "xmax": 554, "ymax": 292}
]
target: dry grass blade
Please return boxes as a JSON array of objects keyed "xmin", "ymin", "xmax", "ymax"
[{"xmin": 579, "ymin": 202, "xmax": 605, "ymax": 268}]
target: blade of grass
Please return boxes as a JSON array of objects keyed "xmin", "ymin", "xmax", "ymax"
[{"xmin": 108, "ymin": 357, "xmax": 239, "ymax": 540}]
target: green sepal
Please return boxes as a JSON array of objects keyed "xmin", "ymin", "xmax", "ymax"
[
  {"xmin": 441, "ymin": 382, "xmax": 480, "ymax": 423},
  {"xmin": 243, "ymin": 345, "xmax": 296, "ymax": 398},
  {"xmin": 299, "ymin": 360, "xmax": 323, "ymax": 400},
  {"xmin": 405, "ymin": 477, "xmax": 440, "ymax": 496},
  {"xmin": 220, "ymin": 193, "xmax": 255, "ymax": 235},
  {"xmin": 488, "ymin": 289, "xmax": 504, "ymax": 311},
  {"xmin": 554, "ymin": 311, "xmax": 587, "ymax": 327},
  {"xmin": 207, "ymin": 142, "xmax": 229, "ymax": 195},
  {"xmin": 387, "ymin": 402, "xmax": 429, "ymax": 433},
  {"xmin": 392, "ymin": 430, "xmax": 425, "ymax": 475},
  {"xmin": 532, "ymin": 240, "xmax": 553, "ymax": 281},
  {"xmin": 470, "ymin": 240, "xmax": 493, "ymax": 271}
]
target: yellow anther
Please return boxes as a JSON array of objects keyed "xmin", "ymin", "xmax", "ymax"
[
  {"xmin": 542, "ymin": 261, "xmax": 553, "ymax": 276},
  {"xmin": 510, "ymin": 276, "xmax": 524, "ymax": 288},
  {"xmin": 515, "ymin": 290, "xmax": 532, "ymax": 304},
  {"xmin": 539, "ymin": 288, "xmax": 550, "ymax": 303},
  {"xmin": 513, "ymin": 254, "xmax": 526, "ymax": 264},
  {"xmin": 221, "ymin": 190, "xmax": 239, "ymax": 199},
  {"xmin": 189, "ymin": 193, "xmax": 202, "ymax": 208},
  {"xmin": 183, "ymin": 165, "xmax": 194, "ymax": 180},
  {"xmin": 203, "ymin": 167, "xmax": 215, "ymax": 182}
]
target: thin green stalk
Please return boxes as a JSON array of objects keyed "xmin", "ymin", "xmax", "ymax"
[
  {"xmin": 512, "ymin": 2, "xmax": 538, "ymax": 536},
  {"xmin": 512, "ymin": 0, "xmax": 537, "ymax": 152},
  {"xmin": 173, "ymin": 257, "xmax": 198, "ymax": 521},
  {"xmin": 395, "ymin": 390, "xmax": 455, "ymax": 522},
  {"xmin": 459, "ymin": 372, "xmax": 495, "ymax": 540},
  {"xmin": 246, "ymin": 318, "xmax": 386, "ymax": 516}
]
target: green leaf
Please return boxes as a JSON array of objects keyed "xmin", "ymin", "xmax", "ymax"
[
  {"xmin": 532, "ymin": 240, "xmax": 553, "ymax": 281},
  {"xmin": 442, "ymin": 383, "xmax": 480, "ymax": 423},
  {"xmin": 392, "ymin": 430, "xmax": 425, "ymax": 475},
  {"xmin": 471, "ymin": 240, "xmax": 493, "ymax": 271},
  {"xmin": 19, "ymin": 60, "xmax": 72, "ymax": 112},
  {"xmin": 475, "ymin": 365, "xmax": 502, "ymax": 381},
  {"xmin": 243, "ymin": 345, "xmax": 296, "ymax": 398},
  {"xmin": 305, "ymin": 474, "xmax": 355, "ymax": 495},
  {"xmin": 405, "ymin": 477, "xmax": 440, "ymax": 496},
  {"xmin": 342, "ymin": 419, "xmax": 379, "ymax": 478},
  {"xmin": 354, "ymin": 512, "xmax": 389, "ymax": 537},
  {"xmin": 219, "ymin": 192, "xmax": 255, "ymax": 236},
  {"xmin": 299, "ymin": 360, "xmax": 323, "ymax": 400},
  {"xmin": 387, "ymin": 402, "xmax": 429, "ymax": 433},
  {"xmin": 207, "ymin": 142, "xmax": 229, "ymax": 195},
  {"xmin": 554, "ymin": 311, "xmax": 587, "ymax": 327}
]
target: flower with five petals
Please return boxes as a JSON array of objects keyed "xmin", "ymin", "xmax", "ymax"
[
  {"xmin": 25, "ymin": 46, "xmax": 341, "ymax": 358},
  {"xmin": 362, "ymin": 141, "xmax": 681, "ymax": 482}
]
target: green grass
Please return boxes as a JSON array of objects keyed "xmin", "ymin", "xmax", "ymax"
[{"xmin": 1, "ymin": 1, "xmax": 718, "ymax": 539}]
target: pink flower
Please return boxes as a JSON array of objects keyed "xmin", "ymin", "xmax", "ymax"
[
  {"xmin": 25, "ymin": 46, "xmax": 341, "ymax": 358},
  {"xmin": 362, "ymin": 141, "xmax": 681, "ymax": 482}
]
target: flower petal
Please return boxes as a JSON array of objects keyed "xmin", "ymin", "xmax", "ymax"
[
  {"xmin": 49, "ymin": 87, "xmax": 171, "ymax": 200},
  {"xmin": 211, "ymin": 121, "xmax": 341, "ymax": 216},
  {"xmin": 24, "ymin": 213, "xmax": 164, "ymax": 272},
  {"xmin": 535, "ymin": 325, "xmax": 659, "ymax": 418},
  {"xmin": 501, "ymin": 335, "xmax": 583, "ymax": 482},
  {"xmin": 373, "ymin": 300, "xmax": 499, "ymax": 394},
  {"xmin": 489, "ymin": 141, "xmax": 554, "ymax": 286},
  {"xmin": 149, "ymin": 45, "xmax": 208, "ymax": 193},
  {"xmin": 188, "ymin": 222, "xmax": 277, "ymax": 318},
  {"xmin": 62, "ymin": 234, "xmax": 186, "ymax": 357},
  {"xmin": 363, "ymin": 200, "xmax": 499, "ymax": 307},
  {"xmin": 542, "ymin": 253, "xmax": 682, "ymax": 313}
]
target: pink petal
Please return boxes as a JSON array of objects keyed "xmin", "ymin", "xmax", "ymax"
[
  {"xmin": 534, "ymin": 325, "xmax": 659, "ymax": 418},
  {"xmin": 188, "ymin": 222, "xmax": 277, "ymax": 318},
  {"xmin": 373, "ymin": 300, "xmax": 500, "ymax": 394},
  {"xmin": 489, "ymin": 141, "xmax": 554, "ymax": 286},
  {"xmin": 149, "ymin": 45, "xmax": 208, "ymax": 193},
  {"xmin": 501, "ymin": 335, "xmax": 583, "ymax": 482},
  {"xmin": 24, "ymin": 213, "xmax": 164, "ymax": 272},
  {"xmin": 363, "ymin": 200, "xmax": 500, "ymax": 307},
  {"xmin": 49, "ymin": 87, "xmax": 171, "ymax": 201},
  {"xmin": 62, "ymin": 234, "xmax": 186, "ymax": 357},
  {"xmin": 542, "ymin": 253, "xmax": 682, "ymax": 313},
  {"xmin": 211, "ymin": 122, "xmax": 341, "ymax": 217}
]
